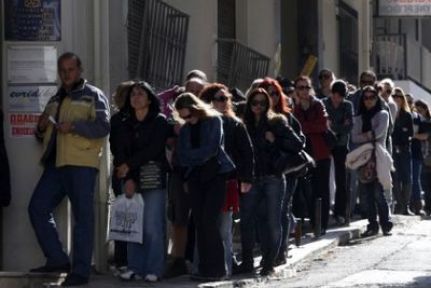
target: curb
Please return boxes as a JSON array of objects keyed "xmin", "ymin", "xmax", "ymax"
[{"xmin": 198, "ymin": 220, "xmax": 368, "ymax": 288}]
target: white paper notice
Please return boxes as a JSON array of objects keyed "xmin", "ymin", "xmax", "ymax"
[{"xmin": 7, "ymin": 45, "xmax": 57, "ymax": 84}]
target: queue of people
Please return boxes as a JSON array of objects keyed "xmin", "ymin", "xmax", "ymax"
[{"xmin": 27, "ymin": 52, "xmax": 431, "ymax": 286}]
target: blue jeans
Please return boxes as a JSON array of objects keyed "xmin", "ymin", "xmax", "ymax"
[
  {"xmin": 127, "ymin": 189, "xmax": 166, "ymax": 277},
  {"xmin": 411, "ymin": 158, "xmax": 423, "ymax": 202},
  {"xmin": 240, "ymin": 175, "xmax": 285, "ymax": 268},
  {"xmin": 28, "ymin": 165, "xmax": 97, "ymax": 278}
]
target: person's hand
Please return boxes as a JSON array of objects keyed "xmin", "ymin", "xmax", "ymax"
[
  {"xmin": 265, "ymin": 131, "xmax": 276, "ymax": 143},
  {"xmin": 37, "ymin": 113, "xmax": 50, "ymax": 132},
  {"xmin": 240, "ymin": 182, "xmax": 252, "ymax": 193},
  {"xmin": 124, "ymin": 179, "xmax": 136, "ymax": 198},
  {"xmin": 57, "ymin": 122, "xmax": 74, "ymax": 134},
  {"xmin": 116, "ymin": 163, "xmax": 130, "ymax": 178}
]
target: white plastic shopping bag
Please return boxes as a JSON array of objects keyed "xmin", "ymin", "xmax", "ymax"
[{"xmin": 108, "ymin": 194, "xmax": 144, "ymax": 244}]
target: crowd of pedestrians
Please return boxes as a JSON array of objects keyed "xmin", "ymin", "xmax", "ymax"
[{"xmin": 27, "ymin": 52, "xmax": 431, "ymax": 286}]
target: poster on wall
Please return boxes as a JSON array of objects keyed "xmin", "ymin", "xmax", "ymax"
[
  {"xmin": 379, "ymin": 0, "xmax": 431, "ymax": 16},
  {"xmin": 4, "ymin": 0, "xmax": 61, "ymax": 41},
  {"xmin": 8, "ymin": 85, "xmax": 56, "ymax": 112},
  {"xmin": 9, "ymin": 113, "xmax": 40, "ymax": 138},
  {"xmin": 7, "ymin": 45, "xmax": 57, "ymax": 84}
]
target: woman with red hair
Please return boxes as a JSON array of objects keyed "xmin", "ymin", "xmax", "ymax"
[{"xmin": 258, "ymin": 78, "xmax": 305, "ymax": 265}]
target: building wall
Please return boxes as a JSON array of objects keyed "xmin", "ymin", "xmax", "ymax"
[{"xmin": 0, "ymin": 0, "xmax": 111, "ymax": 271}]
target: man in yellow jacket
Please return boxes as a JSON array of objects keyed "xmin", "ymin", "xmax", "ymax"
[{"xmin": 28, "ymin": 52, "xmax": 110, "ymax": 287}]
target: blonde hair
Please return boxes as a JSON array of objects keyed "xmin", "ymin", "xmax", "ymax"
[
  {"xmin": 393, "ymin": 87, "xmax": 411, "ymax": 113},
  {"xmin": 173, "ymin": 92, "xmax": 221, "ymax": 123},
  {"xmin": 112, "ymin": 81, "xmax": 135, "ymax": 111}
]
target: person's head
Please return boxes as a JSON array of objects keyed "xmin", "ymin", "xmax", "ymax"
[
  {"xmin": 392, "ymin": 87, "xmax": 410, "ymax": 113},
  {"xmin": 199, "ymin": 83, "xmax": 235, "ymax": 118},
  {"xmin": 294, "ymin": 75, "xmax": 315, "ymax": 102},
  {"xmin": 405, "ymin": 93, "xmax": 414, "ymax": 110},
  {"xmin": 57, "ymin": 52, "xmax": 83, "ymax": 90},
  {"xmin": 377, "ymin": 78, "xmax": 394, "ymax": 100},
  {"xmin": 330, "ymin": 80, "xmax": 348, "ymax": 106},
  {"xmin": 245, "ymin": 78, "xmax": 264, "ymax": 97},
  {"xmin": 244, "ymin": 88, "xmax": 273, "ymax": 124},
  {"xmin": 185, "ymin": 69, "xmax": 208, "ymax": 82},
  {"xmin": 359, "ymin": 85, "xmax": 381, "ymax": 114},
  {"xmin": 112, "ymin": 81, "xmax": 135, "ymax": 111},
  {"xmin": 414, "ymin": 99, "xmax": 431, "ymax": 120},
  {"xmin": 185, "ymin": 77, "xmax": 206, "ymax": 97},
  {"xmin": 126, "ymin": 81, "xmax": 160, "ymax": 115},
  {"xmin": 318, "ymin": 69, "xmax": 335, "ymax": 88},
  {"xmin": 258, "ymin": 77, "xmax": 291, "ymax": 114},
  {"xmin": 359, "ymin": 70, "xmax": 377, "ymax": 89},
  {"xmin": 174, "ymin": 92, "xmax": 219, "ymax": 125}
]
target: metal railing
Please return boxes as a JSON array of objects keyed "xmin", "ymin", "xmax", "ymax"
[
  {"xmin": 217, "ymin": 38, "xmax": 270, "ymax": 92},
  {"xmin": 372, "ymin": 34, "xmax": 406, "ymax": 80},
  {"xmin": 128, "ymin": 0, "xmax": 189, "ymax": 91}
]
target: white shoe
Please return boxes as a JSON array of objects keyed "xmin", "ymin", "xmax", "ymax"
[
  {"xmin": 144, "ymin": 274, "xmax": 158, "ymax": 282},
  {"xmin": 119, "ymin": 270, "xmax": 142, "ymax": 281}
]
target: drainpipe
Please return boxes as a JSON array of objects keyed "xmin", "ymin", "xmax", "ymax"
[{"xmin": 93, "ymin": 0, "xmax": 111, "ymax": 274}]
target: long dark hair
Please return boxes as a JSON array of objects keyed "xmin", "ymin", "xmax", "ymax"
[
  {"xmin": 243, "ymin": 88, "xmax": 274, "ymax": 126},
  {"xmin": 357, "ymin": 85, "xmax": 383, "ymax": 116},
  {"xmin": 124, "ymin": 81, "xmax": 161, "ymax": 116}
]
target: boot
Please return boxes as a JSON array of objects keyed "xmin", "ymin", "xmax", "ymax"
[{"xmin": 402, "ymin": 185, "xmax": 414, "ymax": 216}]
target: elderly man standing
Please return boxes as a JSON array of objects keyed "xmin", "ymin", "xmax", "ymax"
[{"xmin": 28, "ymin": 52, "xmax": 110, "ymax": 287}]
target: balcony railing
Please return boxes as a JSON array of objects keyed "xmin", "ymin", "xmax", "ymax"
[
  {"xmin": 372, "ymin": 34, "xmax": 431, "ymax": 90},
  {"xmin": 217, "ymin": 38, "xmax": 270, "ymax": 92}
]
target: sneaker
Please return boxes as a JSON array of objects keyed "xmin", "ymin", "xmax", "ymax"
[
  {"xmin": 30, "ymin": 263, "xmax": 70, "ymax": 273},
  {"xmin": 61, "ymin": 274, "xmax": 88, "ymax": 287},
  {"xmin": 119, "ymin": 270, "xmax": 143, "ymax": 281},
  {"xmin": 144, "ymin": 274, "xmax": 158, "ymax": 282}
]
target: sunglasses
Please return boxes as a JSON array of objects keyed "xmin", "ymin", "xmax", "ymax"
[
  {"xmin": 363, "ymin": 95, "xmax": 376, "ymax": 101},
  {"xmin": 296, "ymin": 85, "xmax": 311, "ymax": 91},
  {"xmin": 393, "ymin": 94, "xmax": 404, "ymax": 98},
  {"xmin": 181, "ymin": 114, "xmax": 192, "ymax": 120},
  {"xmin": 213, "ymin": 95, "xmax": 228, "ymax": 102},
  {"xmin": 378, "ymin": 87, "xmax": 392, "ymax": 94},
  {"xmin": 320, "ymin": 74, "xmax": 332, "ymax": 80},
  {"xmin": 251, "ymin": 100, "xmax": 267, "ymax": 107},
  {"xmin": 361, "ymin": 79, "xmax": 374, "ymax": 85}
]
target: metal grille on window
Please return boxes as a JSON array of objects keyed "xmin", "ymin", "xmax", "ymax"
[
  {"xmin": 217, "ymin": 39, "xmax": 270, "ymax": 92},
  {"xmin": 127, "ymin": 0, "xmax": 189, "ymax": 92}
]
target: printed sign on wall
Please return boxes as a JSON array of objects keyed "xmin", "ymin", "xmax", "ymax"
[
  {"xmin": 4, "ymin": 0, "xmax": 61, "ymax": 41},
  {"xmin": 9, "ymin": 113, "xmax": 40, "ymax": 138},
  {"xmin": 379, "ymin": 0, "xmax": 431, "ymax": 16},
  {"xmin": 8, "ymin": 85, "xmax": 56, "ymax": 112}
]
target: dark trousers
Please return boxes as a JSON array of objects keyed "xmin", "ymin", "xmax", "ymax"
[
  {"xmin": 279, "ymin": 176, "xmax": 297, "ymax": 255},
  {"xmin": 310, "ymin": 159, "xmax": 331, "ymax": 230},
  {"xmin": 189, "ymin": 173, "xmax": 226, "ymax": 277},
  {"xmin": 332, "ymin": 146, "xmax": 349, "ymax": 218},
  {"xmin": 360, "ymin": 181, "xmax": 392, "ymax": 231},
  {"xmin": 28, "ymin": 165, "xmax": 97, "ymax": 278}
]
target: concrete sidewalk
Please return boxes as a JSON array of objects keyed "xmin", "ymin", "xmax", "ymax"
[{"xmin": 1, "ymin": 219, "xmax": 368, "ymax": 288}]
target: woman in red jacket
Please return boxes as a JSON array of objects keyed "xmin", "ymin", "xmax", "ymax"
[{"xmin": 293, "ymin": 75, "xmax": 331, "ymax": 235}]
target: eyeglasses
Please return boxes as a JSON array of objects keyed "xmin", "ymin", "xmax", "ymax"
[
  {"xmin": 296, "ymin": 85, "xmax": 311, "ymax": 91},
  {"xmin": 251, "ymin": 100, "xmax": 267, "ymax": 107},
  {"xmin": 180, "ymin": 114, "xmax": 192, "ymax": 120},
  {"xmin": 213, "ymin": 95, "xmax": 228, "ymax": 102}
]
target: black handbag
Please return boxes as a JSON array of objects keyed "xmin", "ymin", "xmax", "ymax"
[
  {"xmin": 274, "ymin": 150, "xmax": 316, "ymax": 177},
  {"xmin": 139, "ymin": 161, "xmax": 163, "ymax": 190}
]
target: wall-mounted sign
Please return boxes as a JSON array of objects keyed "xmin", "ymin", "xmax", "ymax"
[
  {"xmin": 8, "ymin": 85, "xmax": 56, "ymax": 112},
  {"xmin": 9, "ymin": 113, "xmax": 40, "ymax": 138},
  {"xmin": 379, "ymin": 0, "xmax": 431, "ymax": 16},
  {"xmin": 7, "ymin": 45, "xmax": 57, "ymax": 84},
  {"xmin": 4, "ymin": 0, "xmax": 61, "ymax": 41}
]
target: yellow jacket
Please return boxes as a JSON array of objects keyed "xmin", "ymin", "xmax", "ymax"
[{"xmin": 40, "ymin": 80, "xmax": 110, "ymax": 169}]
